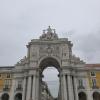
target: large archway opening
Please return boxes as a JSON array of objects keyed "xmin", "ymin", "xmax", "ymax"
[
  {"xmin": 42, "ymin": 67, "xmax": 59, "ymax": 99},
  {"xmin": 78, "ymin": 92, "xmax": 87, "ymax": 100},
  {"xmin": 93, "ymin": 92, "xmax": 100, "ymax": 100},
  {"xmin": 1, "ymin": 93, "xmax": 9, "ymax": 100},
  {"xmin": 14, "ymin": 93, "xmax": 22, "ymax": 100},
  {"xmin": 39, "ymin": 57, "xmax": 60, "ymax": 100}
]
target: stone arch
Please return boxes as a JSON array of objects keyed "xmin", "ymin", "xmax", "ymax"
[
  {"xmin": 78, "ymin": 92, "xmax": 87, "ymax": 100},
  {"xmin": 1, "ymin": 93, "xmax": 9, "ymax": 100},
  {"xmin": 93, "ymin": 92, "xmax": 100, "ymax": 100},
  {"xmin": 39, "ymin": 57, "xmax": 61, "ymax": 100},
  {"xmin": 39, "ymin": 57, "xmax": 61, "ymax": 73},
  {"xmin": 14, "ymin": 93, "xmax": 22, "ymax": 100}
]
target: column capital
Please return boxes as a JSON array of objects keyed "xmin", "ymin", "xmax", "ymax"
[
  {"xmin": 24, "ymin": 72, "xmax": 28, "ymax": 77},
  {"xmin": 32, "ymin": 73, "xmax": 39, "ymax": 77},
  {"xmin": 66, "ymin": 72, "xmax": 78, "ymax": 77},
  {"xmin": 24, "ymin": 75, "xmax": 28, "ymax": 78},
  {"xmin": 61, "ymin": 73, "xmax": 71, "ymax": 76},
  {"xmin": 28, "ymin": 75, "xmax": 33, "ymax": 77},
  {"xmin": 60, "ymin": 73, "xmax": 66, "ymax": 77}
]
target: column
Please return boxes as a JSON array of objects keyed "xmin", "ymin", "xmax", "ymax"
[
  {"xmin": 63, "ymin": 74, "xmax": 68, "ymax": 100},
  {"xmin": 67, "ymin": 75, "xmax": 74, "ymax": 100},
  {"xmin": 32, "ymin": 75, "xmax": 36, "ymax": 100},
  {"xmin": 35, "ymin": 73, "xmax": 39, "ymax": 100},
  {"xmin": 22, "ymin": 77, "xmax": 27, "ymax": 100},
  {"xmin": 26, "ymin": 76, "xmax": 32, "ymax": 100},
  {"xmin": 58, "ymin": 75, "xmax": 62, "ymax": 100},
  {"xmin": 61, "ymin": 75, "xmax": 64, "ymax": 100},
  {"xmin": 10, "ymin": 78, "xmax": 16, "ymax": 100},
  {"xmin": 73, "ymin": 76, "xmax": 79, "ymax": 100},
  {"xmin": 85, "ymin": 77, "xmax": 93, "ymax": 100}
]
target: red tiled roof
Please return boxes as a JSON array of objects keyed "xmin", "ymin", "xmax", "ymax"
[{"xmin": 85, "ymin": 64, "xmax": 100, "ymax": 67}]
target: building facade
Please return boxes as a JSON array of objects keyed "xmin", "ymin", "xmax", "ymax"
[{"xmin": 0, "ymin": 26, "xmax": 100, "ymax": 100}]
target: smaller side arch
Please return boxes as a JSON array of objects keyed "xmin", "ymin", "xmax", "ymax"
[
  {"xmin": 1, "ymin": 93, "xmax": 9, "ymax": 100},
  {"xmin": 78, "ymin": 92, "xmax": 87, "ymax": 100}
]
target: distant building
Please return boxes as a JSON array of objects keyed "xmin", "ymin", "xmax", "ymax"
[
  {"xmin": 0, "ymin": 26, "xmax": 100, "ymax": 100},
  {"xmin": 41, "ymin": 81, "xmax": 54, "ymax": 100}
]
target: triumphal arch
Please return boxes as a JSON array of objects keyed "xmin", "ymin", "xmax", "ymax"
[
  {"xmin": 14, "ymin": 26, "xmax": 85, "ymax": 100},
  {"xmin": 2, "ymin": 26, "xmax": 100, "ymax": 100}
]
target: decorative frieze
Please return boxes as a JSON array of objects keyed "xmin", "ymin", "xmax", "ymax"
[{"xmin": 39, "ymin": 44, "xmax": 60, "ymax": 58}]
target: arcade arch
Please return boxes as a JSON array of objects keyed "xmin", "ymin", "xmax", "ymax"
[
  {"xmin": 14, "ymin": 93, "xmax": 22, "ymax": 100},
  {"xmin": 78, "ymin": 92, "xmax": 87, "ymax": 100},
  {"xmin": 1, "ymin": 93, "xmax": 9, "ymax": 100},
  {"xmin": 93, "ymin": 92, "xmax": 100, "ymax": 100}
]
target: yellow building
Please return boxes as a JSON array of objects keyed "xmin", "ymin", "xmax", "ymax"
[
  {"xmin": 0, "ymin": 67, "xmax": 13, "ymax": 92},
  {"xmin": 0, "ymin": 67, "xmax": 14, "ymax": 100},
  {"xmin": 86, "ymin": 64, "xmax": 100, "ymax": 89}
]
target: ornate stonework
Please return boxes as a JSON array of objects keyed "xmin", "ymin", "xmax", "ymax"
[
  {"xmin": 0, "ymin": 26, "xmax": 100, "ymax": 100},
  {"xmin": 39, "ymin": 44, "xmax": 60, "ymax": 58},
  {"xmin": 40, "ymin": 26, "xmax": 58, "ymax": 40}
]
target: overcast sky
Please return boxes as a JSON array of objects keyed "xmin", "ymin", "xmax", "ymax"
[
  {"xmin": 0, "ymin": 0, "xmax": 100, "ymax": 66},
  {"xmin": 43, "ymin": 67, "xmax": 59, "ymax": 97}
]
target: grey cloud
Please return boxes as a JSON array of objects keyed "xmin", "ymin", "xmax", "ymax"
[
  {"xmin": 69, "ymin": 30, "xmax": 100, "ymax": 63},
  {"xmin": 0, "ymin": 0, "xmax": 100, "ymax": 65}
]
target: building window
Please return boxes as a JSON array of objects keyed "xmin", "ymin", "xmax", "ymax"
[
  {"xmin": 18, "ymin": 82, "xmax": 22, "ymax": 89},
  {"xmin": 78, "ymin": 79, "xmax": 85, "ymax": 89},
  {"xmin": 92, "ymin": 78, "xmax": 96, "ymax": 86},
  {"xmin": 6, "ymin": 74, "xmax": 11, "ymax": 78},
  {"xmin": 92, "ymin": 78, "xmax": 98, "ymax": 88},
  {"xmin": 5, "ymin": 84, "xmax": 9, "ymax": 89},
  {"xmin": 79, "ymin": 79, "xmax": 83, "ymax": 86},
  {"xmin": 16, "ymin": 80, "xmax": 22, "ymax": 91},
  {"xmin": 3, "ymin": 80, "xmax": 11, "ymax": 91},
  {"xmin": 90, "ymin": 72, "xmax": 96, "ymax": 77}
]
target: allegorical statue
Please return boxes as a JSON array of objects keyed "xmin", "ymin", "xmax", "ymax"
[{"xmin": 40, "ymin": 26, "xmax": 58, "ymax": 40}]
